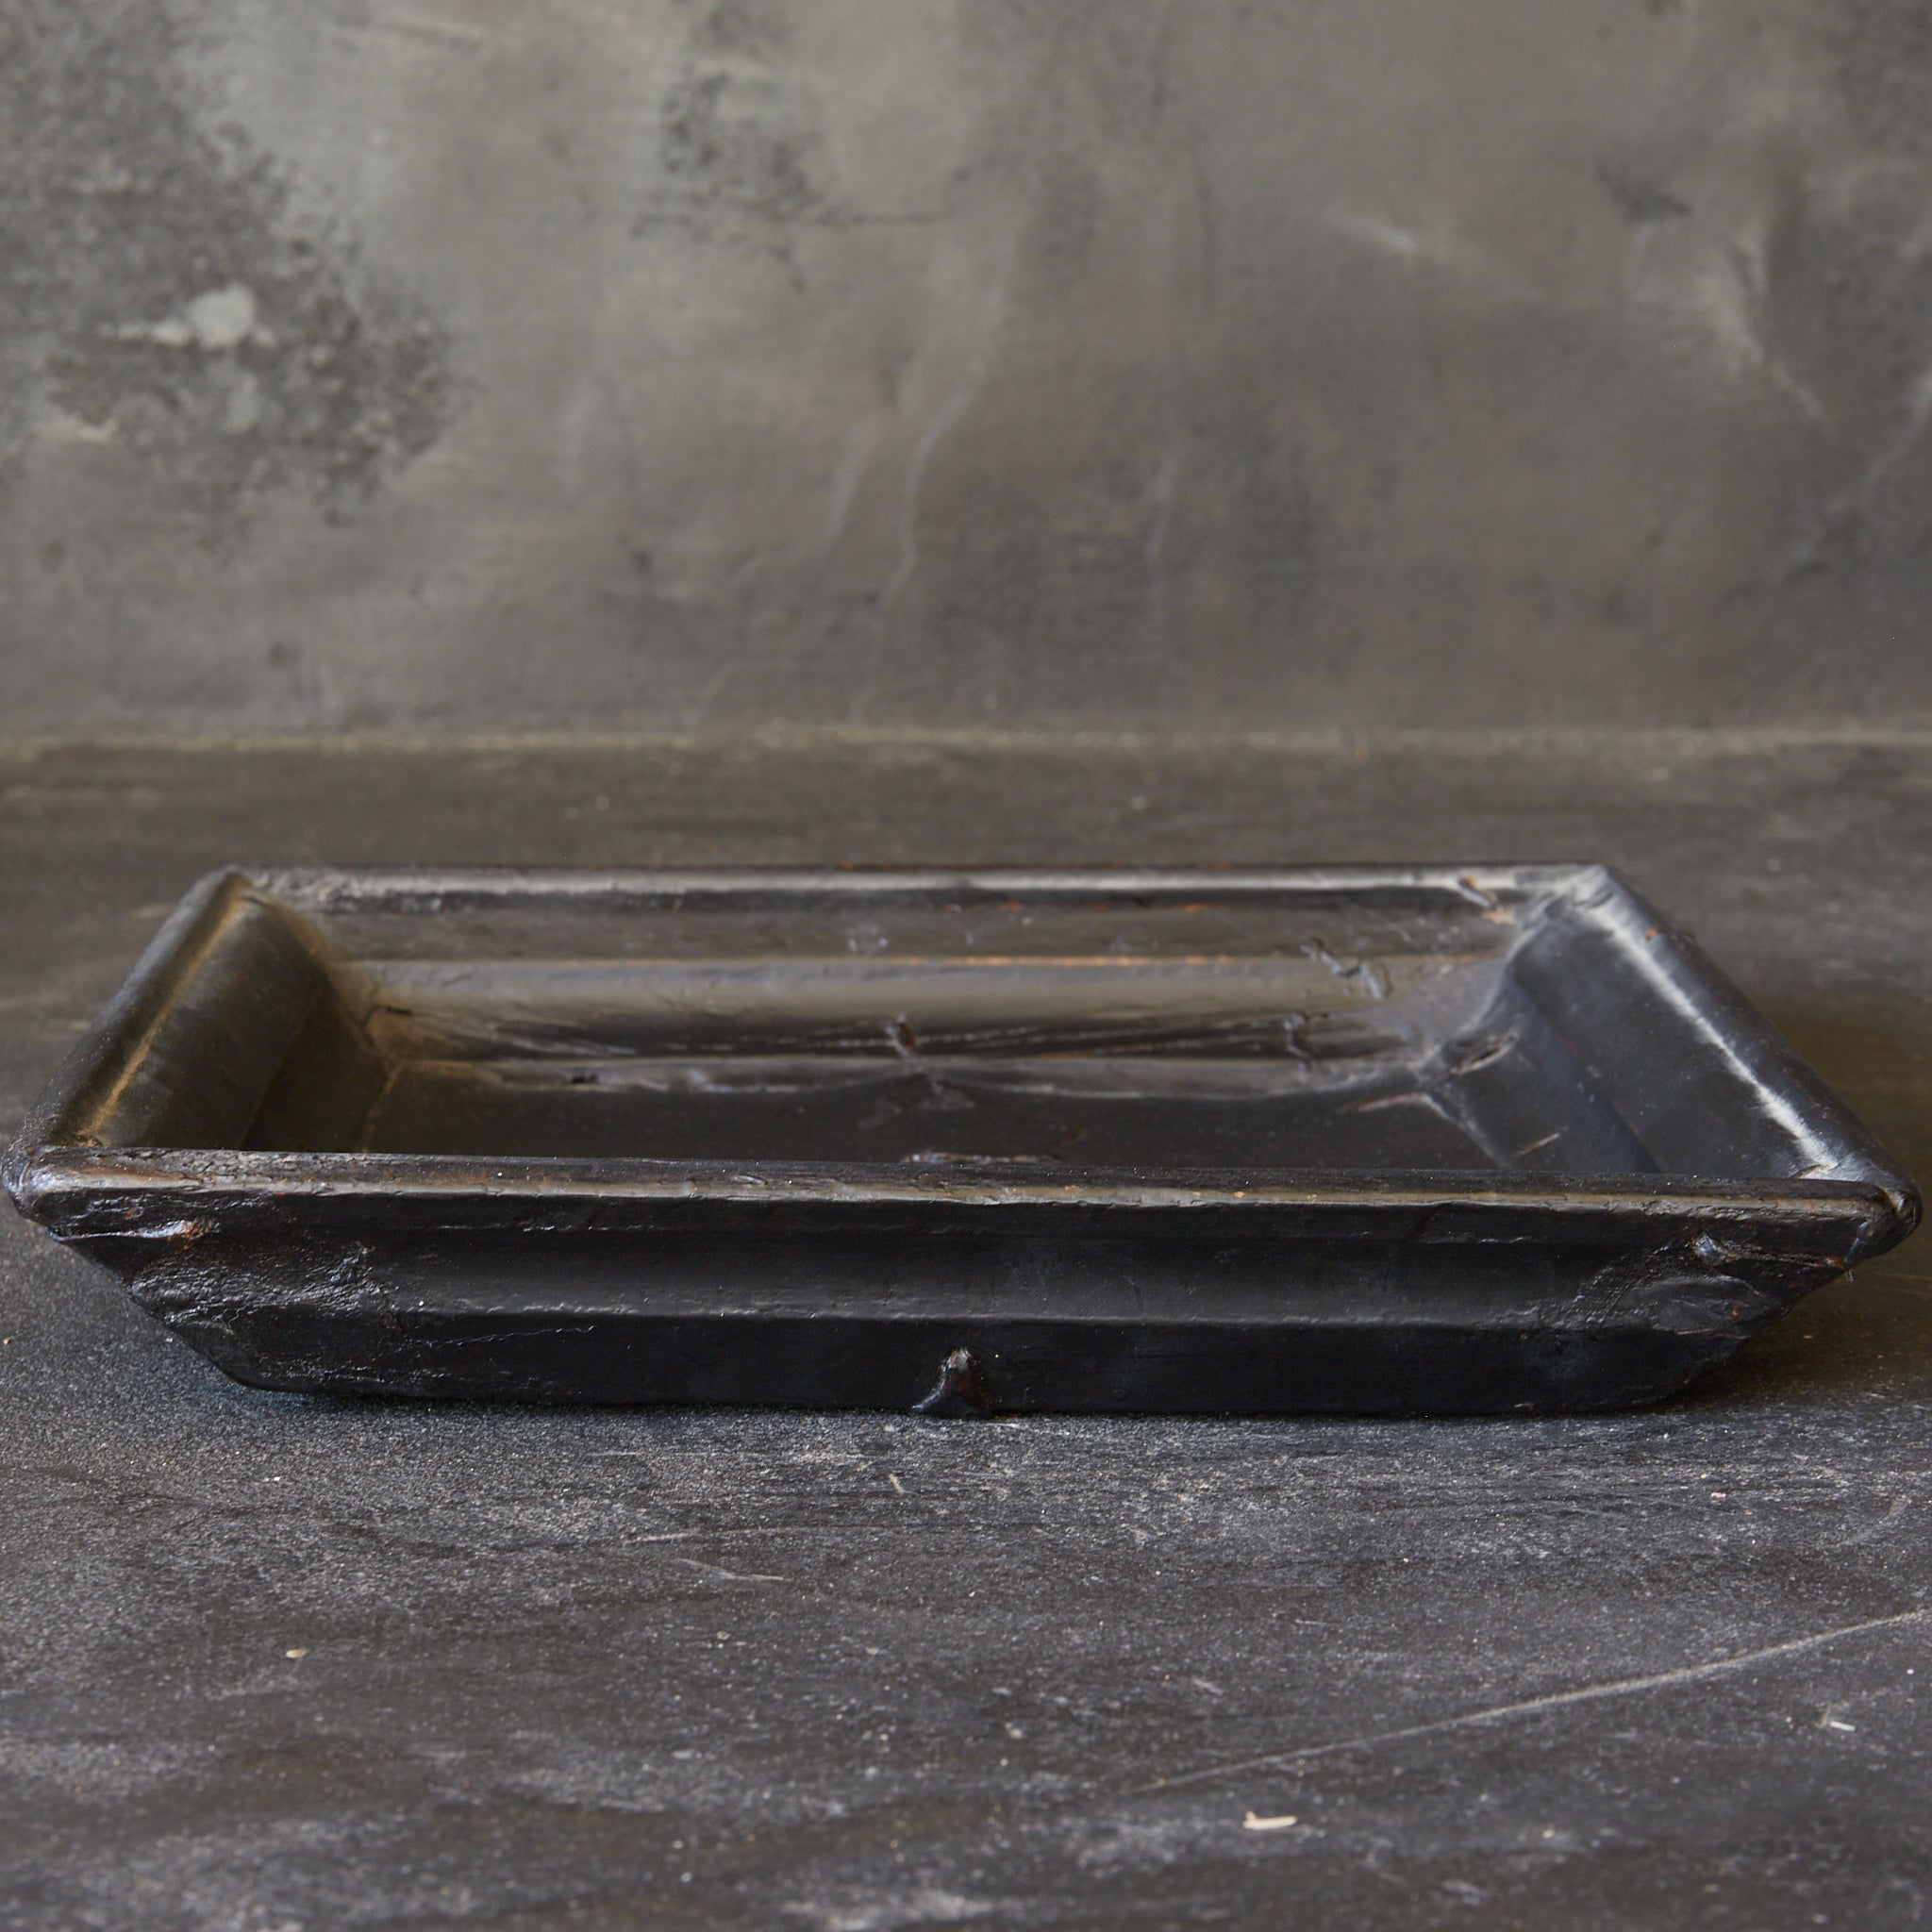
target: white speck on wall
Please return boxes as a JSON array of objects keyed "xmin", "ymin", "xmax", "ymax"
[
  {"xmin": 117, "ymin": 283, "xmax": 261, "ymax": 352},
  {"xmin": 1323, "ymin": 208, "xmax": 1534, "ymax": 304},
  {"xmin": 1684, "ymin": 260, "xmax": 1826, "ymax": 420},
  {"xmin": 33, "ymin": 402, "xmax": 119, "ymax": 445},
  {"xmin": 1326, "ymin": 208, "xmax": 1436, "ymax": 263},
  {"xmin": 1688, "ymin": 262, "xmax": 1765, "ymax": 380}
]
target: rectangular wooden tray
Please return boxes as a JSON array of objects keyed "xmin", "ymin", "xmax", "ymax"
[{"xmin": 5, "ymin": 865, "xmax": 1916, "ymax": 1412}]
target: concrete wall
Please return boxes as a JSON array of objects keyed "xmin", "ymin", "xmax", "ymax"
[{"xmin": 5, "ymin": 0, "xmax": 1932, "ymax": 734}]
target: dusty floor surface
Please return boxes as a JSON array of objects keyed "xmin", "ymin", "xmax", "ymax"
[{"xmin": 0, "ymin": 730, "xmax": 1926, "ymax": 1929}]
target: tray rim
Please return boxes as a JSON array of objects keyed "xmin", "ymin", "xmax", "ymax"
[{"xmin": 5, "ymin": 862, "xmax": 1919, "ymax": 1259}]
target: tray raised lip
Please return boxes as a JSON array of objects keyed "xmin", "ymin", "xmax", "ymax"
[
  {"xmin": 12, "ymin": 1150, "xmax": 1908, "ymax": 1275},
  {"xmin": 5, "ymin": 863, "xmax": 1919, "ymax": 1258}
]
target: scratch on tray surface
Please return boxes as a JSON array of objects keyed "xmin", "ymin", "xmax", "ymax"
[{"xmin": 1143, "ymin": 1607, "xmax": 1928, "ymax": 1793}]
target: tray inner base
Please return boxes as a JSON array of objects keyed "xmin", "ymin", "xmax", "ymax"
[{"xmin": 237, "ymin": 905, "xmax": 1661, "ymax": 1175}]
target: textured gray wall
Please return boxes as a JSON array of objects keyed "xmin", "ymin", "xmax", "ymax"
[{"xmin": 5, "ymin": 0, "xmax": 1932, "ymax": 734}]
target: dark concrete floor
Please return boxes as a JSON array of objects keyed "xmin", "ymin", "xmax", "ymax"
[{"xmin": 1, "ymin": 731, "xmax": 1928, "ymax": 1930}]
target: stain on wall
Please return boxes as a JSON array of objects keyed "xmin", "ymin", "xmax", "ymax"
[
  {"xmin": 0, "ymin": 0, "xmax": 455, "ymax": 535},
  {"xmin": 3, "ymin": 0, "xmax": 1931, "ymax": 732}
]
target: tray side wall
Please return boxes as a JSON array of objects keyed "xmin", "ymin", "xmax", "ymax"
[
  {"xmin": 61, "ymin": 1209, "xmax": 1869, "ymax": 1415},
  {"xmin": 1510, "ymin": 870, "xmax": 1919, "ymax": 1213}
]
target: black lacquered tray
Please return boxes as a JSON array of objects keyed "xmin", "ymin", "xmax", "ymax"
[{"xmin": 5, "ymin": 865, "xmax": 1916, "ymax": 1413}]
